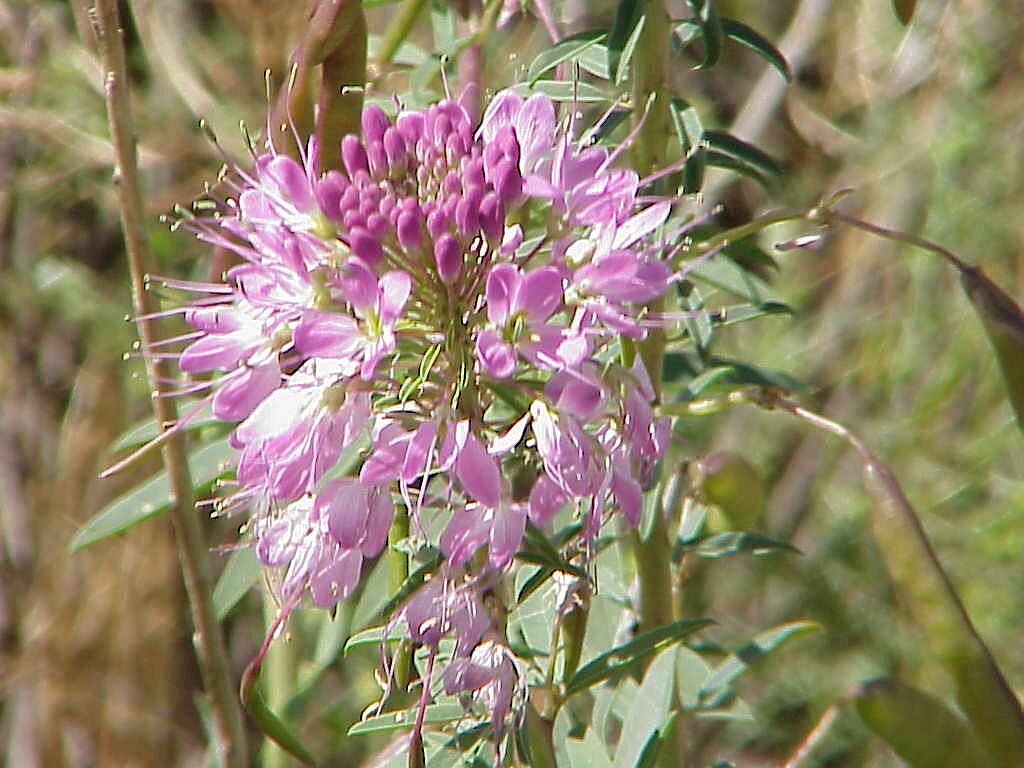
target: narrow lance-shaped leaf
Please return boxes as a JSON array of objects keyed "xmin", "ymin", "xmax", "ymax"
[
  {"xmin": 854, "ymin": 677, "xmax": 991, "ymax": 767},
  {"xmin": 607, "ymin": 0, "xmax": 645, "ymax": 84},
  {"xmin": 959, "ymin": 265, "xmax": 1024, "ymax": 434},
  {"xmin": 70, "ymin": 437, "xmax": 234, "ymax": 552},
  {"xmin": 240, "ymin": 662, "xmax": 317, "ymax": 766},
  {"xmin": 699, "ymin": 621, "xmax": 818, "ymax": 700},
  {"xmin": 527, "ymin": 29, "xmax": 608, "ymax": 84},
  {"xmin": 719, "ymin": 18, "xmax": 791, "ymax": 80},
  {"xmin": 862, "ymin": 458, "xmax": 1024, "ymax": 766},
  {"xmin": 704, "ymin": 129, "xmax": 782, "ymax": 178},
  {"xmin": 565, "ymin": 617, "xmax": 713, "ymax": 696},
  {"xmin": 692, "ymin": 0, "xmax": 722, "ymax": 69},
  {"xmin": 213, "ymin": 547, "xmax": 261, "ymax": 620}
]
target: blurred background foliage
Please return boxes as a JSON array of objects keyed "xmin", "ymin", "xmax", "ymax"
[{"xmin": 0, "ymin": 0, "xmax": 1021, "ymax": 765}]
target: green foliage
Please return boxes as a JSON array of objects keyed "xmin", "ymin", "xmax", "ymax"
[
  {"xmin": 69, "ymin": 437, "xmax": 233, "ymax": 552},
  {"xmin": 854, "ymin": 677, "xmax": 990, "ymax": 767}
]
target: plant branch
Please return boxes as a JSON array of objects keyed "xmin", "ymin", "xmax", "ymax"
[{"xmin": 89, "ymin": 2, "xmax": 247, "ymax": 765}]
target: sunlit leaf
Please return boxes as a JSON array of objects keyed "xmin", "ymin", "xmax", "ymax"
[
  {"xmin": 565, "ymin": 618, "xmax": 712, "ymax": 697},
  {"xmin": 70, "ymin": 437, "xmax": 234, "ymax": 552},
  {"xmin": 110, "ymin": 402, "xmax": 216, "ymax": 451},
  {"xmin": 676, "ymin": 531, "xmax": 798, "ymax": 560},
  {"xmin": 344, "ymin": 624, "xmax": 406, "ymax": 654},
  {"xmin": 612, "ymin": 650, "xmax": 676, "ymax": 768},
  {"xmin": 527, "ymin": 30, "xmax": 608, "ymax": 84},
  {"xmin": 615, "ymin": 15, "xmax": 646, "ymax": 86},
  {"xmin": 699, "ymin": 621, "xmax": 819, "ymax": 699},
  {"xmin": 347, "ymin": 702, "xmax": 465, "ymax": 735},
  {"xmin": 513, "ymin": 80, "xmax": 609, "ymax": 103}
]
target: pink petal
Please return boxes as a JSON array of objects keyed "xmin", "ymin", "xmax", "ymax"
[
  {"xmin": 318, "ymin": 479, "xmax": 370, "ymax": 549},
  {"xmin": 516, "ymin": 266, "xmax": 563, "ymax": 323},
  {"xmin": 378, "ymin": 270, "xmax": 412, "ymax": 324},
  {"xmin": 476, "ymin": 328, "xmax": 516, "ymax": 379},
  {"xmin": 489, "ymin": 504, "xmax": 526, "ymax": 569},
  {"xmin": 293, "ymin": 310, "xmax": 361, "ymax": 358},
  {"xmin": 456, "ymin": 431, "xmax": 502, "ymax": 508},
  {"xmin": 311, "ymin": 549, "xmax": 362, "ymax": 607},
  {"xmin": 485, "ymin": 263, "xmax": 518, "ymax": 324}
]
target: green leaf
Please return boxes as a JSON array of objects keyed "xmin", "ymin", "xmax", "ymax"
[
  {"xmin": 960, "ymin": 266, "xmax": 1024, "ymax": 434},
  {"xmin": 669, "ymin": 98, "xmax": 703, "ymax": 152},
  {"xmin": 347, "ymin": 702, "xmax": 465, "ymax": 735},
  {"xmin": 687, "ymin": 254, "xmax": 772, "ymax": 303},
  {"xmin": 612, "ymin": 650, "xmax": 676, "ymax": 768},
  {"xmin": 615, "ymin": 15, "xmax": 645, "ymax": 85},
  {"xmin": 704, "ymin": 129, "xmax": 782, "ymax": 178},
  {"xmin": 213, "ymin": 547, "xmax": 260, "ymax": 620},
  {"xmin": 704, "ymin": 150, "xmax": 770, "ymax": 186},
  {"xmin": 678, "ymin": 281, "xmax": 713, "ymax": 351},
  {"xmin": 577, "ymin": 45, "xmax": 612, "ymax": 79},
  {"xmin": 854, "ymin": 677, "xmax": 991, "ymax": 767},
  {"xmin": 693, "ymin": 0, "xmax": 722, "ymax": 69},
  {"xmin": 70, "ymin": 437, "xmax": 234, "ymax": 552},
  {"xmin": 565, "ymin": 730, "xmax": 613, "ymax": 768},
  {"xmin": 241, "ymin": 663, "xmax": 316, "ymax": 766},
  {"xmin": 607, "ymin": 0, "xmax": 645, "ymax": 84},
  {"xmin": 110, "ymin": 402, "xmax": 217, "ymax": 451},
  {"xmin": 527, "ymin": 30, "xmax": 608, "ymax": 85},
  {"xmin": 344, "ymin": 624, "xmax": 406, "ymax": 654},
  {"xmin": 675, "ymin": 646, "xmax": 713, "ymax": 710},
  {"xmin": 720, "ymin": 18, "xmax": 791, "ymax": 80},
  {"xmin": 565, "ymin": 617, "xmax": 713, "ymax": 697},
  {"xmin": 676, "ymin": 532, "xmax": 798, "ymax": 560},
  {"xmin": 512, "ymin": 80, "xmax": 610, "ymax": 103},
  {"xmin": 375, "ymin": 548, "xmax": 443, "ymax": 621},
  {"xmin": 699, "ymin": 621, "xmax": 819, "ymax": 700},
  {"xmin": 714, "ymin": 301, "xmax": 791, "ymax": 327}
]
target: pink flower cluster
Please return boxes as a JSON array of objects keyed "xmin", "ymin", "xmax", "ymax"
[{"xmin": 171, "ymin": 88, "xmax": 676, "ymax": 736}]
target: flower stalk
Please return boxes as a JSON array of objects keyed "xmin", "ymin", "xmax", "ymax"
[{"xmin": 89, "ymin": 1, "xmax": 247, "ymax": 765}]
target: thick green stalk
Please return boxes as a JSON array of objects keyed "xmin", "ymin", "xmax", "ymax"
[
  {"xmin": 261, "ymin": 595, "xmax": 297, "ymax": 768},
  {"xmin": 630, "ymin": 0, "xmax": 672, "ymax": 405},
  {"xmin": 388, "ymin": 506, "xmax": 412, "ymax": 698},
  {"xmin": 90, "ymin": 2, "xmax": 247, "ymax": 765},
  {"xmin": 628, "ymin": 4, "xmax": 682, "ymax": 765}
]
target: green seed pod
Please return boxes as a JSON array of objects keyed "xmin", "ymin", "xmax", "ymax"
[
  {"xmin": 691, "ymin": 451, "xmax": 764, "ymax": 531},
  {"xmin": 854, "ymin": 677, "xmax": 990, "ymax": 767}
]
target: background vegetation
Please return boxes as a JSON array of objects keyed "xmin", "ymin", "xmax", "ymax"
[{"xmin": 1, "ymin": 0, "xmax": 1021, "ymax": 765}]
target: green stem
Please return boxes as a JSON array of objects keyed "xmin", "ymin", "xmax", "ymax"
[
  {"xmin": 372, "ymin": 0, "xmax": 430, "ymax": 67},
  {"xmin": 388, "ymin": 505, "xmax": 412, "ymax": 697},
  {"xmin": 524, "ymin": 698, "xmax": 559, "ymax": 768},
  {"xmin": 690, "ymin": 209, "xmax": 809, "ymax": 258},
  {"xmin": 822, "ymin": 208, "xmax": 971, "ymax": 271},
  {"xmin": 90, "ymin": 3, "xmax": 247, "ymax": 766},
  {"xmin": 261, "ymin": 595, "xmax": 297, "ymax": 768}
]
